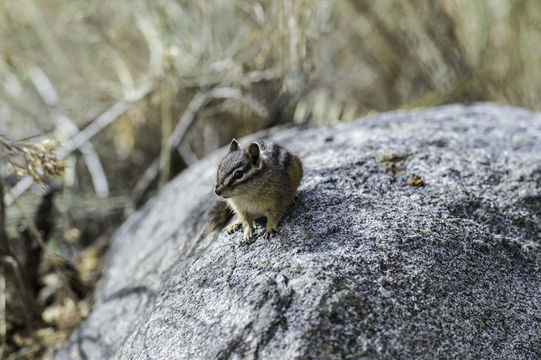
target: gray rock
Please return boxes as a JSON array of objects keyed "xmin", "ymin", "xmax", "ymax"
[{"xmin": 56, "ymin": 103, "xmax": 541, "ymax": 360}]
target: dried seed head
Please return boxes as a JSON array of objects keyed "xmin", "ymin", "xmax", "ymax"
[{"xmin": 0, "ymin": 135, "xmax": 66, "ymax": 188}]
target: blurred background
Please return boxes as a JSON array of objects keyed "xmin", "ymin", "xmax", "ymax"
[{"xmin": 1, "ymin": 0, "xmax": 540, "ymax": 358}]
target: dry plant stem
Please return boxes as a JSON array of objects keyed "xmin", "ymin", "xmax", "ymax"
[
  {"xmin": 3, "ymin": 81, "xmax": 155, "ymax": 206},
  {"xmin": 64, "ymin": 80, "xmax": 153, "ymax": 151},
  {"xmin": 171, "ymin": 87, "xmax": 267, "ymax": 153},
  {"xmin": 0, "ymin": 85, "xmax": 41, "ymax": 122},
  {"xmin": 133, "ymin": 161, "xmax": 159, "ymax": 197},
  {"xmin": 2, "ymin": 180, "xmax": 76, "ymax": 303},
  {"xmin": 134, "ymin": 87, "xmax": 267, "ymax": 196},
  {"xmin": 158, "ymin": 86, "xmax": 172, "ymax": 189},
  {"xmin": 0, "ymin": 183, "xmax": 6, "ymax": 354},
  {"xmin": 23, "ymin": 0, "xmax": 74, "ymax": 75},
  {"xmin": 0, "ymin": 176, "xmax": 6, "ymax": 245},
  {"xmin": 177, "ymin": 142, "xmax": 199, "ymax": 165},
  {"xmin": 0, "ymin": 181, "xmax": 42, "ymax": 327},
  {"xmin": 3, "ymin": 180, "xmax": 49, "ymax": 259},
  {"xmin": 29, "ymin": 67, "xmax": 110, "ymax": 198},
  {"xmin": 0, "ymin": 272, "xmax": 5, "ymax": 358}
]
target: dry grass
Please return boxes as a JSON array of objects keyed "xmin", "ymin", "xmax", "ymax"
[
  {"xmin": 1, "ymin": 0, "xmax": 541, "ymax": 358},
  {"xmin": 0, "ymin": 136, "xmax": 65, "ymax": 188}
]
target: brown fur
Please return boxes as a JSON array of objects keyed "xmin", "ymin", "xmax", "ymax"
[{"xmin": 214, "ymin": 139, "xmax": 303, "ymax": 242}]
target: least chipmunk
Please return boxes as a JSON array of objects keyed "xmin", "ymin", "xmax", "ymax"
[{"xmin": 214, "ymin": 139, "xmax": 303, "ymax": 243}]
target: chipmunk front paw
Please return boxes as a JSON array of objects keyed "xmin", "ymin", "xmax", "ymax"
[
  {"xmin": 225, "ymin": 221, "xmax": 242, "ymax": 234},
  {"xmin": 243, "ymin": 227, "xmax": 255, "ymax": 243}
]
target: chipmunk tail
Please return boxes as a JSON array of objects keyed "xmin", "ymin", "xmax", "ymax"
[{"xmin": 204, "ymin": 199, "xmax": 234, "ymax": 235}]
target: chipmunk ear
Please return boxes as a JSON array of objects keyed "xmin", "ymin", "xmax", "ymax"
[
  {"xmin": 229, "ymin": 138, "xmax": 240, "ymax": 152},
  {"xmin": 246, "ymin": 142, "xmax": 260, "ymax": 165}
]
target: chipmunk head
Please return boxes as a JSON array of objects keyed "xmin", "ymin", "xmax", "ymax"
[{"xmin": 215, "ymin": 139, "xmax": 263, "ymax": 198}]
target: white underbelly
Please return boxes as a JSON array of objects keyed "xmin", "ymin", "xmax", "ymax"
[{"xmin": 227, "ymin": 197, "xmax": 267, "ymax": 217}]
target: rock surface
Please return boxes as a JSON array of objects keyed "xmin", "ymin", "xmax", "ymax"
[{"xmin": 57, "ymin": 103, "xmax": 541, "ymax": 359}]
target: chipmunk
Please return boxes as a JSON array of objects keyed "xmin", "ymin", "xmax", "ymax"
[{"xmin": 214, "ymin": 139, "xmax": 303, "ymax": 243}]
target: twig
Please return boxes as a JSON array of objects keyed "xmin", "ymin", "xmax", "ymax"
[
  {"xmin": 0, "ymin": 183, "xmax": 6, "ymax": 355},
  {"xmin": 23, "ymin": 0, "xmax": 75, "ymax": 76},
  {"xmin": 0, "ymin": 180, "xmax": 42, "ymax": 326},
  {"xmin": 3, "ymin": 80, "xmax": 155, "ymax": 206},
  {"xmin": 133, "ymin": 160, "xmax": 159, "ymax": 197},
  {"xmin": 169, "ymin": 92, "xmax": 207, "ymax": 150},
  {"xmin": 0, "ymin": 272, "xmax": 5, "ymax": 357},
  {"xmin": 177, "ymin": 142, "xmax": 199, "ymax": 165},
  {"xmin": 170, "ymin": 87, "xmax": 267, "ymax": 154},
  {"xmin": 0, "ymin": 172, "xmax": 6, "ymax": 246},
  {"xmin": 3, "ymin": 178, "xmax": 90, "ymax": 298},
  {"xmin": 29, "ymin": 67, "xmax": 110, "ymax": 198},
  {"xmin": 4, "ymin": 181, "xmax": 60, "ymax": 267},
  {"xmin": 133, "ymin": 86, "xmax": 267, "ymax": 197},
  {"xmin": 1, "ymin": 255, "xmax": 41, "ymax": 326},
  {"xmin": 133, "ymin": 90, "xmax": 206, "ymax": 196},
  {"xmin": 135, "ymin": 14, "xmax": 164, "ymax": 77},
  {"xmin": 243, "ymin": 68, "xmax": 279, "ymax": 84},
  {"xmin": 158, "ymin": 86, "xmax": 172, "ymax": 189}
]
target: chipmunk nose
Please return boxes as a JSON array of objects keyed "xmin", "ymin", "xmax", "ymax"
[{"xmin": 214, "ymin": 185, "xmax": 222, "ymax": 196}]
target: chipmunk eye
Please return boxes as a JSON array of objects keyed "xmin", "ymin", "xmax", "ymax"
[{"xmin": 233, "ymin": 170, "xmax": 244, "ymax": 179}]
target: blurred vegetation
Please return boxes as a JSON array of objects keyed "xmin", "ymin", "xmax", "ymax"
[{"xmin": 1, "ymin": 0, "xmax": 541, "ymax": 358}]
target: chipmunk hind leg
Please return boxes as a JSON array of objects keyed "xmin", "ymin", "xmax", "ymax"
[
  {"xmin": 263, "ymin": 207, "xmax": 287, "ymax": 239},
  {"xmin": 287, "ymin": 155, "xmax": 303, "ymax": 205}
]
